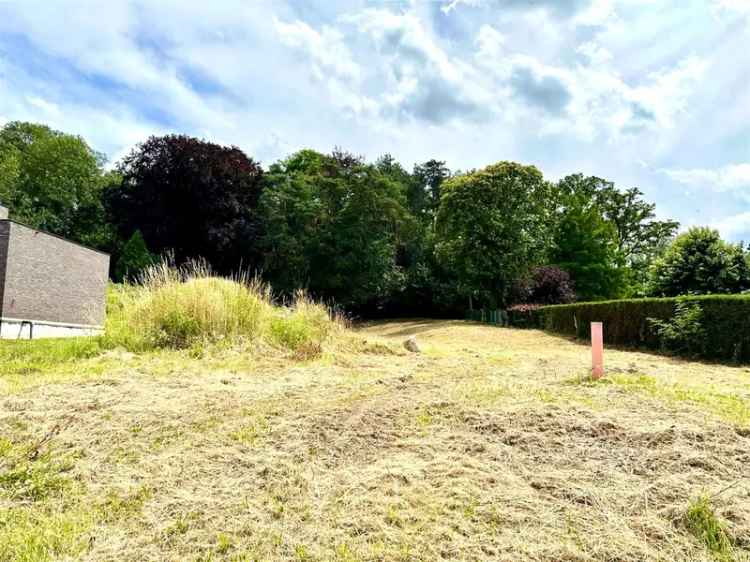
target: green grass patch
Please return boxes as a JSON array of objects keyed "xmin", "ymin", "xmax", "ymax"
[
  {"xmin": 414, "ymin": 408, "xmax": 434, "ymax": 432},
  {"xmin": 98, "ymin": 485, "xmax": 152, "ymax": 522},
  {"xmin": 0, "ymin": 440, "xmax": 91, "ymax": 562},
  {"xmin": 164, "ymin": 514, "xmax": 193, "ymax": 538},
  {"xmin": 0, "ymin": 442, "xmax": 79, "ymax": 503},
  {"xmin": 606, "ymin": 373, "xmax": 750, "ymax": 426},
  {"xmin": 454, "ymin": 380, "xmax": 513, "ymax": 406},
  {"xmin": 229, "ymin": 410, "xmax": 275, "ymax": 446},
  {"xmin": 216, "ymin": 532, "xmax": 234, "ymax": 554},
  {"xmin": 0, "ymin": 505, "xmax": 93, "ymax": 562},
  {"xmin": 684, "ymin": 495, "xmax": 734, "ymax": 560},
  {"xmin": 0, "ymin": 337, "xmax": 105, "ymax": 377}
]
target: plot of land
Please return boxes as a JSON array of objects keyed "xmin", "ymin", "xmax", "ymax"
[{"xmin": 1, "ymin": 320, "xmax": 749, "ymax": 561}]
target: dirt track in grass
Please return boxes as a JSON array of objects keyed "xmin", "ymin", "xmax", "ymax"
[{"xmin": 1, "ymin": 320, "xmax": 750, "ymax": 561}]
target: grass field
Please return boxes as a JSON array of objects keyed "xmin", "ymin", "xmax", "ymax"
[{"xmin": 1, "ymin": 320, "xmax": 749, "ymax": 561}]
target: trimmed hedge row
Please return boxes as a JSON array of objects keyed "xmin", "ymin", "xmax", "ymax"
[
  {"xmin": 506, "ymin": 304, "xmax": 543, "ymax": 329},
  {"xmin": 535, "ymin": 295, "xmax": 750, "ymax": 362}
]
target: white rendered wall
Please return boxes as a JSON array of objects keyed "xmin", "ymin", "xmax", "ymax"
[{"xmin": 0, "ymin": 319, "xmax": 103, "ymax": 339}]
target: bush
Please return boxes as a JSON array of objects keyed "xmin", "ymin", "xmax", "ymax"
[
  {"xmin": 647, "ymin": 301, "xmax": 706, "ymax": 357},
  {"xmin": 106, "ymin": 260, "xmax": 339, "ymax": 352},
  {"xmin": 114, "ymin": 230, "xmax": 156, "ymax": 282},
  {"xmin": 511, "ymin": 266, "xmax": 575, "ymax": 305},
  {"xmin": 649, "ymin": 227, "xmax": 750, "ymax": 297},
  {"xmin": 268, "ymin": 294, "xmax": 335, "ymax": 352},
  {"xmin": 537, "ymin": 294, "xmax": 750, "ymax": 362}
]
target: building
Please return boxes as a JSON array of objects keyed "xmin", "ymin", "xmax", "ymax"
[{"xmin": 0, "ymin": 204, "xmax": 110, "ymax": 339}]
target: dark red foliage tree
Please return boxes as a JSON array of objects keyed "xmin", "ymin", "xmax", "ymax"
[
  {"xmin": 512, "ymin": 265, "xmax": 576, "ymax": 305},
  {"xmin": 105, "ymin": 135, "xmax": 264, "ymax": 273}
]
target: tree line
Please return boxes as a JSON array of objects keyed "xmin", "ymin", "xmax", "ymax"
[{"xmin": 1, "ymin": 120, "xmax": 748, "ymax": 315}]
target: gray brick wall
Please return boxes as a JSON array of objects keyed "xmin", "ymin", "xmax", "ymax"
[
  {"xmin": 0, "ymin": 222, "xmax": 9, "ymax": 315},
  {"xmin": 0, "ymin": 221, "xmax": 110, "ymax": 326}
]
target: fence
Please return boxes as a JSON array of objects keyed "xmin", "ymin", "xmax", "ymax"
[{"xmin": 465, "ymin": 308, "xmax": 509, "ymax": 326}]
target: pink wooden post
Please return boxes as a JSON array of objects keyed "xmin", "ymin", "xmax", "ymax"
[{"xmin": 591, "ymin": 322, "xmax": 604, "ymax": 380}]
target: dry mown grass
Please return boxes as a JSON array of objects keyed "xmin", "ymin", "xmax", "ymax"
[{"xmin": 1, "ymin": 320, "xmax": 750, "ymax": 561}]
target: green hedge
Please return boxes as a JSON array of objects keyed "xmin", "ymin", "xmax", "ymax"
[
  {"xmin": 536, "ymin": 295, "xmax": 750, "ymax": 362},
  {"xmin": 506, "ymin": 305, "xmax": 543, "ymax": 329}
]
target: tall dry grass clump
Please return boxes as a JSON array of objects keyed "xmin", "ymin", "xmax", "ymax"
[{"xmin": 105, "ymin": 260, "xmax": 340, "ymax": 353}]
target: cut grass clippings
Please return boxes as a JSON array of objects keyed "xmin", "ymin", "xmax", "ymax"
[
  {"xmin": 587, "ymin": 372, "xmax": 750, "ymax": 427},
  {"xmin": 1, "ymin": 320, "xmax": 750, "ymax": 561}
]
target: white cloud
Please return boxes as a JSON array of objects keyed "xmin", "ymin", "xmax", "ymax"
[
  {"xmin": 273, "ymin": 17, "xmax": 378, "ymax": 117},
  {"xmin": 338, "ymin": 9, "xmax": 494, "ymax": 124},
  {"xmin": 0, "ymin": 1, "xmax": 713, "ymax": 150},
  {"xmin": 628, "ymin": 56, "xmax": 709, "ymax": 128},
  {"xmin": 274, "ymin": 19, "xmax": 361, "ymax": 82},
  {"xmin": 475, "ymin": 24, "xmax": 506, "ymax": 59},
  {"xmin": 714, "ymin": 211, "xmax": 750, "ymax": 240},
  {"xmin": 441, "ymin": 0, "xmax": 483, "ymax": 15},
  {"xmin": 663, "ymin": 163, "xmax": 750, "ymax": 191},
  {"xmin": 0, "ymin": 1, "xmax": 238, "ymax": 131},
  {"xmin": 576, "ymin": 41, "xmax": 613, "ymax": 65},
  {"xmin": 713, "ymin": 0, "xmax": 750, "ymax": 16},
  {"xmin": 573, "ymin": 0, "xmax": 617, "ymax": 26},
  {"xmin": 474, "ymin": 25, "xmax": 708, "ymax": 141},
  {"xmin": 26, "ymin": 96, "xmax": 61, "ymax": 117}
]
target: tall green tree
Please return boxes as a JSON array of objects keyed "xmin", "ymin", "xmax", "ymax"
[
  {"xmin": 435, "ymin": 161, "xmax": 554, "ymax": 308},
  {"xmin": 0, "ymin": 121, "xmax": 114, "ymax": 249},
  {"xmin": 556, "ymin": 175, "xmax": 678, "ymax": 262},
  {"xmin": 596, "ymin": 185, "xmax": 679, "ymax": 265},
  {"xmin": 554, "ymin": 174, "xmax": 678, "ymax": 297},
  {"xmin": 552, "ymin": 202, "xmax": 624, "ymax": 301},
  {"xmin": 648, "ymin": 227, "xmax": 750, "ymax": 296},
  {"xmin": 373, "ymin": 154, "xmax": 460, "ymax": 315},
  {"xmin": 114, "ymin": 230, "xmax": 157, "ymax": 282},
  {"xmin": 260, "ymin": 149, "xmax": 413, "ymax": 310},
  {"xmin": 411, "ymin": 159, "xmax": 450, "ymax": 219},
  {"xmin": 0, "ymin": 139, "xmax": 20, "ymax": 205}
]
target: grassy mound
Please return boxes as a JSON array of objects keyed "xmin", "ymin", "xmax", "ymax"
[
  {"xmin": 105, "ymin": 261, "xmax": 341, "ymax": 353},
  {"xmin": 0, "ymin": 261, "xmax": 357, "ymax": 388}
]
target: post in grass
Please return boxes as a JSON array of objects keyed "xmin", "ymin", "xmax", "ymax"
[{"xmin": 591, "ymin": 322, "xmax": 604, "ymax": 380}]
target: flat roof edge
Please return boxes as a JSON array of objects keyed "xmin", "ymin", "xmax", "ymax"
[{"xmin": 0, "ymin": 218, "xmax": 111, "ymax": 258}]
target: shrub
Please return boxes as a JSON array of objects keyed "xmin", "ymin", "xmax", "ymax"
[
  {"xmin": 647, "ymin": 301, "xmax": 705, "ymax": 357},
  {"xmin": 105, "ymin": 260, "xmax": 339, "ymax": 352},
  {"xmin": 649, "ymin": 227, "xmax": 750, "ymax": 297},
  {"xmin": 511, "ymin": 266, "xmax": 575, "ymax": 305},
  {"xmin": 268, "ymin": 293, "xmax": 336, "ymax": 352},
  {"xmin": 537, "ymin": 294, "xmax": 750, "ymax": 362},
  {"xmin": 114, "ymin": 230, "xmax": 156, "ymax": 282}
]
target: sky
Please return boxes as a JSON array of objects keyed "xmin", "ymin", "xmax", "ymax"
[{"xmin": 0, "ymin": 0, "xmax": 748, "ymax": 239}]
